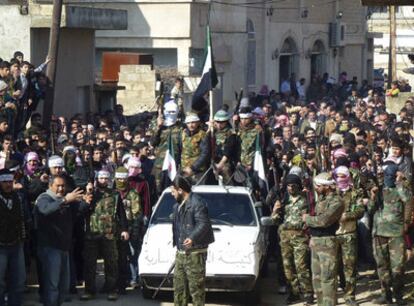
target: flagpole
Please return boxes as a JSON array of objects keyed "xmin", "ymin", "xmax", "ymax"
[{"xmin": 209, "ymin": 90, "xmax": 213, "ymax": 123}]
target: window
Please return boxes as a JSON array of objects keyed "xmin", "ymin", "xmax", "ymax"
[{"xmin": 151, "ymin": 192, "xmax": 257, "ymax": 226}]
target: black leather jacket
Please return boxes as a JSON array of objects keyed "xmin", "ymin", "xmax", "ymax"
[{"xmin": 172, "ymin": 193, "xmax": 214, "ymax": 250}]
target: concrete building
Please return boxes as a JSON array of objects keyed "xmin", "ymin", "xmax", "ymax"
[
  {"xmin": 0, "ymin": 0, "xmax": 375, "ymax": 115},
  {"xmin": 368, "ymin": 5, "xmax": 414, "ymax": 86},
  {"xmin": 0, "ymin": 0, "xmax": 126, "ymax": 117},
  {"xmin": 87, "ymin": 0, "xmax": 373, "ymax": 108}
]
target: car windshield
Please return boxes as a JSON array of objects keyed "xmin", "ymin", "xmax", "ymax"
[{"xmin": 151, "ymin": 192, "xmax": 257, "ymax": 226}]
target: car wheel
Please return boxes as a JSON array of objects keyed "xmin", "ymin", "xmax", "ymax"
[{"xmin": 141, "ymin": 283, "xmax": 155, "ymax": 300}]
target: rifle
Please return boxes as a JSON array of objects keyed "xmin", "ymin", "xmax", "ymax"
[
  {"xmin": 50, "ymin": 120, "xmax": 57, "ymax": 155},
  {"xmin": 233, "ymin": 88, "xmax": 243, "ymax": 115},
  {"xmin": 152, "ymin": 260, "xmax": 175, "ymax": 299},
  {"xmin": 156, "ymin": 80, "xmax": 165, "ymax": 119}
]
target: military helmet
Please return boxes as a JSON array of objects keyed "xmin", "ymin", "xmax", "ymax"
[{"xmin": 214, "ymin": 110, "xmax": 230, "ymax": 122}]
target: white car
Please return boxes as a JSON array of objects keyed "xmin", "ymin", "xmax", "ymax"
[{"xmin": 138, "ymin": 185, "xmax": 271, "ymax": 300}]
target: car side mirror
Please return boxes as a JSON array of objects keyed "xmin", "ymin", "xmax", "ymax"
[
  {"xmin": 254, "ymin": 201, "xmax": 263, "ymax": 209},
  {"xmin": 260, "ymin": 216, "xmax": 274, "ymax": 227}
]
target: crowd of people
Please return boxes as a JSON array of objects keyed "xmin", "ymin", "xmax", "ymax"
[{"xmin": 0, "ymin": 49, "xmax": 413, "ymax": 306}]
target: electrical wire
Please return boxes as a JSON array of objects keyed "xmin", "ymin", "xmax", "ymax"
[{"xmin": 206, "ymin": 0, "xmax": 339, "ymax": 11}]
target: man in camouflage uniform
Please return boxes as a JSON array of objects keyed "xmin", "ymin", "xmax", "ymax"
[
  {"xmin": 171, "ymin": 175, "xmax": 214, "ymax": 306},
  {"xmin": 81, "ymin": 170, "xmax": 129, "ymax": 301},
  {"xmin": 180, "ymin": 113, "xmax": 210, "ymax": 183},
  {"xmin": 237, "ymin": 108, "xmax": 260, "ymax": 171},
  {"xmin": 114, "ymin": 166, "xmax": 143, "ymax": 289},
  {"xmin": 303, "ymin": 172, "xmax": 344, "ymax": 306},
  {"xmin": 211, "ymin": 110, "xmax": 236, "ymax": 184},
  {"xmin": 150, "ymin": 100, "xmax": 182, "ymax": 194},
  {"xmin": 368, "ymin": 161, "xmax": 412, "ymax": 305},
  {"xmin": 333, "ymin": 166, "xmax": 365, "ymax": 306},
  {"xmin": 272, "ymin": 174, "xmax": 313, "ymax": 305}
]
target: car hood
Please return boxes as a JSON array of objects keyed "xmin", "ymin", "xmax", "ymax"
[{"xmin": 138, "ymin": 223, "xmax": 261, "ymax": 276}]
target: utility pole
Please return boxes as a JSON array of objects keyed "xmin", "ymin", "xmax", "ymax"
[
  {"xmin": 43, "ymin": 0, "xmax": 63, "ymax": 127},
  {"xmin": 388, "ymin": 5, "xmax": 397, "ymax": 88}
]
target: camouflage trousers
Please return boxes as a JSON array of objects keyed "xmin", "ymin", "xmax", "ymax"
[
  {"xmin": 279, "ymin": 229, "xmax": 313, "ymax": 296},
  {"xmin": 336, "ymin": 232, "xmax": 357, "ymax": 300},
  {"xmin": 311, "ymin": 236, "xmax": 339, "ymax": 306},
  {"xmin": 373, "ymin": 235, "xmax": 405, "ymax": 298},
  {"xmin": 174, "ymin": 250, "xmax": 207, "ymax": 306},
  {"xmin": 83, "ymin": 237, "xmax": 118, "ymax": 294}
]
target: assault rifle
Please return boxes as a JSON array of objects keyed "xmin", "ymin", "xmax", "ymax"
[{"xmin": 152, "ymin": 260, "xmax": 175, "ymax": 299}]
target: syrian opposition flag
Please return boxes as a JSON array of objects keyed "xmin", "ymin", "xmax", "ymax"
[
  {"xmin": 162, "ymin": 133, "xmax": 177, "ymax": 181},
  {"xmin": 253, "ymin": 134, "xmax": 269, "ymax": 193},
  {"xmin": 191, "ymin": 25, "xmax": 218, "ymax": 112}
]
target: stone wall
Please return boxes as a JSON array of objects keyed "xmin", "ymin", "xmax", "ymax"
[
  {"xmin": 117, "ymin": 65, "xmax": 156, "ymax": 115},
  {"xmin": 386, "ymin": 92, "xmax": 414, "ymax": 116}
]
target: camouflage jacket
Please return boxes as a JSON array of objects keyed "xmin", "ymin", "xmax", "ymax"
[
  {"xmin": 274, "ymin": 195, "xmax": 308, "ymax": 231},
  {"xmin": 336, "ymin": 188, "xmax": 365, "ymax": 235},
  {"xmin": 151, "ymin": 124, "xmax": 182, "ymax": 170},
  {"xmin": 181, "ymin": 128, "xmax": 210, "ymax": 173},
  {"xmin": 119, "ymin": 188, "xmax": 143, "ymax": 242},
  {"xmin": 213, "ymin": 127, "xmax": 237, "ymax": 163},
  {"xmin": 305, "ymin": 192, "xmax": 343, "ymax": 236},
  {"xmin": 87, "ymin": 189, "xmax": 127, "ymax": 240},
  {"xmin": 237, "ymin": 124, "xmax": 260, "ymax": 167},
  {"xmin": 369, "ymin": 183, "xmax": 412, "ymax": 237}
]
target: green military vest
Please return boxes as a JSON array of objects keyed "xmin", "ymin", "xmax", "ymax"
[
  {"xmin": 154, "ymin": 125, "xmax": 181, "ymax": 170},
  {"xmin": 214, "ymin": 127, "xmax": 234, "ymax": 162},
  {"xmin": 238, "ymin": 125, "xmax": 259, "ymax": 167},
  {"xmin": 90, "ymin": 191, "xmax": 118, "ymax": 240},
  {"xmin": 181, "ymin": 129, "xmax": 206, "ymax": 171},
  {"xmin": 123, "ymin": 188, "xmax": 141, "ymax": 222}
]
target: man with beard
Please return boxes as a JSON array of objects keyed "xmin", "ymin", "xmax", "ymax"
[
  {"xmin": 211, "ymin": 110, "xmax": 237, "ymax": 184},
  {"xmin": 302, "ymin": 172, "xmax": 344, "ymax": 306},
  {"xmin": 171, "ymin": 175, "xmax": 214, "ymax": 306},
  {"xmin": 114, "ymin": 167, "xmax": 143, "ymax": 291},
  {"xmin": 81, "ymin": 170, "xmax": 128, "ymax": 301},
  {"xmin": 0, "ymin": 169, "xmax": 26, "ymax": 306},
  {"xmin": 236, "ymin": 107, "xmax": 261, "ymax": 185},
  {"xmin": 272, "ymin": 174, "xmax": 313, "ymax": 305},
  {"xmin": 368, "ymin": 161, "xmax": 412, "ymax": 305},
  {"xmin": 180, "ymin": 113, "xmax": 210, "ymax": 182},
  {"xmin": 35, "ymin": 175, "xmax": 87, "ymax": 306}
]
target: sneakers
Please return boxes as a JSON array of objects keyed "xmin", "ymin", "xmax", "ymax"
[
  {"xmin": 107, "ymin": 293, "xmax": 119, "ymax": 301},
  {"xmin": 80, "ymin": 293, "xmax": 95, "ymax": 301}
]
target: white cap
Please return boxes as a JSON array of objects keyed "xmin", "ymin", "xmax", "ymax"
[
  {"xmin": 184, "ymin": 112, "xmax": 200, "ymax": 123},
  {"xmin": 48, "ymin": 155, "xmax": 64, "ymax": 168}
]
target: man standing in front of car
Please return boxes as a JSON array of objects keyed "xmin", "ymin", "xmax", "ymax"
[
  {"xmin": 302, "ymin": 172, "xmax": 344, "ymax": 306},
  {"xmin": 171, "ymin": 175, "xmax": 214, "ymax": 306}
]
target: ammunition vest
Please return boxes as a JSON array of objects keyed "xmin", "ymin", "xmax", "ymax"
[
  {"xmin": 238, "ymin": 125, "xmax": 258, "ymax": 167},
  {"xmin": 181, "ymin": 129, "xmax": 206, "ymax": 171},
  {"xmin": 154, "ymin": 125, "xmax": 181, "ymax": 169},
  {"xmin": 214, "ymin": 127, "xmax": 234, "ymax": 161},
  {"xmin": 90, "ymin": 192, "xmax": 118, "ymax": 240},
  {"xmin": 122, "ymin": 189, "xmax": 141, "ymax": 222}
]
